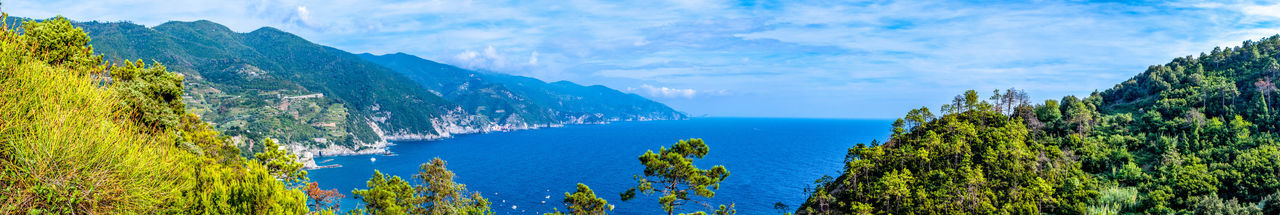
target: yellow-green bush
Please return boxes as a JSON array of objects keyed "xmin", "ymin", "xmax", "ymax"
[
  {"xmin": 0, "ymin": 21, "xmax": 194, "ymax": 213},
  {"xmin": 0, "ymin": 13, "xmax": 309, "ymax": 214},
  {"xmin": 175, "ymin": 159, "xmax": 308, "ymax": 214}
]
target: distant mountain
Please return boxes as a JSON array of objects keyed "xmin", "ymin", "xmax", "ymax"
[
  {"xmin": 77, "ymin": 20, "xmax": 450, "ymax": 152},
  {"xmin": 358, "ymin": 53, "xmax": 687, "ymax": 124},
  {"xmin": 59, "ymin": 19, "xmax": 683, "ymax": 156}
]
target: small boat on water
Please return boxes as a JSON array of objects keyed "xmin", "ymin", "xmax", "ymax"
[{"xmin": 370, "ymin": 157, "xmax": 376, "ymax": 162}]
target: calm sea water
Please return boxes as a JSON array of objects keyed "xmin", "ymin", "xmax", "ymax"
[{"xmin": 308, "ymin": 118, "xmax": 891, "ymax": 214}]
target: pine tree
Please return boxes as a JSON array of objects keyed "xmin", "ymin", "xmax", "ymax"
[
  {"xmin": 621, "ymin": 139, "xmax": 731, "ymax": 215},
  {"xmin": 546, "ymin": 183, "xmax": 612, "ymax": 215},
  {"xmin": 254, "ymin": 138, "xmax": 307, "ymax": 183}
]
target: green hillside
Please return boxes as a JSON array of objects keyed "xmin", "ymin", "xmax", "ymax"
[
  {"xmin": 798, "ymin": 36, "xmax": 1280, "ymax": 214},
  {"xmin": 359, "ymin": 53, "xmax": 687, "ymax": 124},
  {"xmin": 74, "ymin": 20, "xmax": 452, "ymax": 150},
  {"xmin": 357, "ymin": 53, "xmax": 557, "ymax": 126},
  {"xmin": 63, "ymin": 19, "xmax": 687, "ymax": 157},
  {"xmin": 485, "ymin": 75, "xmax": 687, "ymax": 122}
]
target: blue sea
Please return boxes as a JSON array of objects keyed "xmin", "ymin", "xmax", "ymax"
[{"xmin": 308, "ymin": 118, "xmax": 891, "ymax": 214}]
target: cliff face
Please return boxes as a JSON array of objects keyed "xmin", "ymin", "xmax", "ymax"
[{"xmin": 73, "ymin": 20, "xmax": 685, "ymax": 163}]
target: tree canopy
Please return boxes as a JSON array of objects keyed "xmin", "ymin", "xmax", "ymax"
[
  {"xmin": 621, "ymin": 138, "xmax": 733, "ymax": 215},
  {"xmin": 545, "ymin": 183, "xmax": 612, "ymax": 215},
  {"xmin": 351, "ymin": 157, "xmax": 492, "ymax": 215},
  {"xmin": 801, "ymin": 40, "xmax": 1280, "ymax": 213}
]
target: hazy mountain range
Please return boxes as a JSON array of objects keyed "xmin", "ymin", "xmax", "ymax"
[{"xmin": 56, "ymin": 19, "xmax": 684, "ymax": 157}]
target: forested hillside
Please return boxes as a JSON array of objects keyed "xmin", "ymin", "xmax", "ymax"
[
  {"xmin": 798, "ymin": 36, "xmax": 1280, "ymax": 214},
  {"xmin": 68, "ymin": 19, "xmax": 450, "ymax": 152},
  {"xmin": 359, "ymin": 53, "xmax": 687, "ymax": 124},
  {"xmin": 2, "ymin": 18, "xmax": 685, "ymax": 159},
  {"xmin": 0, "ymin": 12, "xmax": 502, "ymax": 215}
]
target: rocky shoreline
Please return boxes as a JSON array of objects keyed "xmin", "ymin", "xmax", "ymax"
[
  {"xmin": 292, "ymin": 121, "xmax": 558, "ymax": 169},
  {"xmin": 289, "ymin": 116, "xmax": 682, "ymax": 169}
]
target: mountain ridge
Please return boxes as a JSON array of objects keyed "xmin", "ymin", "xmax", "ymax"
[
  {"xmin": 357, "ymin": 52, "xmax": 687, "ymax": 125},
  {"xmin": 51, "ymin": 18, "xmax": 685, "ymax": 164}
]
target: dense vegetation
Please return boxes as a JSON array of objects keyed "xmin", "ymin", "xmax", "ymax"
[
  {"xmin": 796, "ymin": 90, "xmax": 1094, "ymax": 214},
  {"xmin": 0, "ymin": 13, "xmax": 501, "ymax": 214},
  {"xmin": 545, "ymin": 183, "xmax": 613, "ymax": 215},
  {"xmin": 0, "ymin": 13, "xmax": 312, "ymax": 214},
  {"xmin": 65, "ymin": 19, "xmax": 451, "ymax": 148},
  {"xmin": 349, "ymin": 158, "xmax": 493, "ymax": 215},
  {"xmin": 798, "ymin": 36, "xmax": 1280, "ymax": 214},
  {"xmin": 63, "ymin": 19, "xmax": 686, "ymax": 152}
]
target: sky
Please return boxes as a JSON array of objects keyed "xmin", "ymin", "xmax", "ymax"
[{"xmin": 6, "ymin": 0, "xmax": 1280, "ymax": 119}]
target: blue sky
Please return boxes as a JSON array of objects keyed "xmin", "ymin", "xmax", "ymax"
[{"xmin": 7, "ymin": 0, "xmax": 1280, "ymax": 118}]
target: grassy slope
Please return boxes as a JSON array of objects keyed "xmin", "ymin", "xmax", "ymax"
[{"xmin": 0, "ymin": 16, "xmax": 307, "ymax": 214}]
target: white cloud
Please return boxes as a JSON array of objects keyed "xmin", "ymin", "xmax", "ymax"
[
  {"xmin": 1235, "ymin": 3, "xmax": 1280, "ymax": 19},
  {"xmin": 483, "ymin": 45, "xmax": 503, "ymax": 64},
  {"xmin": 455, "ymin": 50, "xmax": 480, "ymax": 62},
  {"xmin": 1185, "ymin": 2, "xmax": 1280, "ymax": 49},
  {"xmin": 12, "ymin": 0, "xmax": 1280, "ymax": 118},
  {"xmin": 638, "ymin": 84, "xmax": 697, "ymax": 99},
  {"xmin": 529, "ymin": 51, "xmax": 539, "ymax": 65},
  {"xmin": 448, "ymin": 45, "xmax": 546, "ymax": 72},
  {"xmin": 295, "ymin": 6, "xmax": 310, "ymax": 23}
]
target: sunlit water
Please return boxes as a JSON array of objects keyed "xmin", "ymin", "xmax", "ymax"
[{"xmin": 309, "ymin": 118, "xmax": 891, "ymax": 214}]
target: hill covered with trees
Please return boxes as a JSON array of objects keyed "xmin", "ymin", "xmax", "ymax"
[
  {"xmin": 797, "ymin": 36, "xmax": 1280, "ymax": 214},
  {"xmin": 359, "ymin": 52, "xmax": 687, "ymax": 125},
  {"xmin": 2, "ymin": 17, "xmax": 687, "ymax": 159},
  {"xmin": 75, "ymin": 19, "xmax": 451, "ymax": 151},
  {"xmin": 0, "ymin": 12, "xmax": 505, "ymax": 215}
]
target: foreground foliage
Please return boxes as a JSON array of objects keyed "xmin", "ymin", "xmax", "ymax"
[
  {"xmin": 799, "ymin": 94, "xmax": 1092, "ymax": 214},
  {"xmin": 621, "ymin": 138, "xmax": 735, "ymax": 215},
  {"xmin": 546, "ymin": 183, "xmax": 613, "ymax": 215},
  {"xmin": 351, "ymin": 157, "xmax": 493, "ymax": 215},
  {"xmin": 801, "ymin": 35, "xmax": 1280, "ymax": 215},
  {"xmin": 0, "ymin": 11, "xmax": 313, "ymax": 214}
]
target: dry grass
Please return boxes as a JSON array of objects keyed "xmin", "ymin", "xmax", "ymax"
[{"xmin": 0, "ymin": 16, "xmax": 196, "ymax": 214}]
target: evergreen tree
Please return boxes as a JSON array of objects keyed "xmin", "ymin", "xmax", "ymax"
[
  {"xmin": 111, "ymin": 60, "xmax": 186, "ymax": 131},
  {"xmin": 351, "ymin": 158, "xmax": 492, "ymax": 215},
  {"xmin": 352, "ymin": 170, "xmax": 416, "ymax": 215},
  {"xmin": 797, "ymin": 90, "xmax": 1095, "ymax": 214},
  {"xmin": 412, "ymin": 157, "xmax": 492, "ymax": 215},
  {"xmin": 546, "ymin": 183, "xmax": 612, "ymax": 215},
  {"xmin": 620, "ymin": 138, "xmax": 731, "ymax": 215},
  {"xmin": 255, "ymin": 138, "xmax": 307, "ymax": 184}
]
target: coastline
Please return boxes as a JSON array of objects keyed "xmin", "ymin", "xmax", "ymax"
[{"xmin": 294, "ymin": 116, "xmax": 682, "ymax": 169}]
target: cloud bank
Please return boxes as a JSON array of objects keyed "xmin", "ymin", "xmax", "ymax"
[
  {"xmin": 8, "ymin": 0, "xmax": 1280, "ymax": 118},
  {"xmin": 632, "ymin": 84, "xmax": 698, "ymax": 99}
]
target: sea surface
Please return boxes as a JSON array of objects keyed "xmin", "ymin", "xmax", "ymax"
[{"xmin": 309, "ymin": 118, "xmax": 891, "ymax": 214}]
